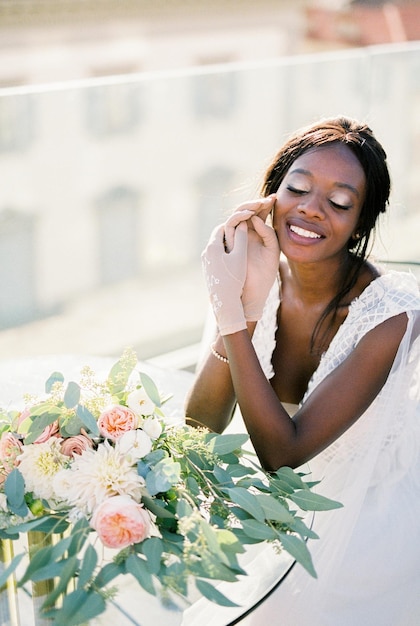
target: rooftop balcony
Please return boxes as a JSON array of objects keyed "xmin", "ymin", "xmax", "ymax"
[{"xmin": 0, "ymin": 41, "xmax": 419, "ymax": 370}]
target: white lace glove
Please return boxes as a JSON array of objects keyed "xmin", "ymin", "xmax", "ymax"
[
  {"xmin": 224, "ymin": 196, "xmax": 280, "ymax": 322},
  {"xmin": 201, "ymin": 221, "xmax": 248, "ymax": 336}
]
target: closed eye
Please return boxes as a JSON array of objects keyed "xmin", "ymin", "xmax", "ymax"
[
  {"xmin": 287, "ymin": 185, "xmax": 307, "ymax": 195},
  {"xmin": 330, "ymin": 200, "xmax": 352, "ymax": 210}
]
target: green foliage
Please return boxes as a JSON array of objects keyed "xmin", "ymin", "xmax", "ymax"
[{"xmin": 0, "ymin": 349, "xmax": 342, "ymax": 624}]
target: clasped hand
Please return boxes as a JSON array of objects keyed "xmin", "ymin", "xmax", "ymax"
[{"xmin": 201, "ymin": 195, "xmax": 280, "ymax": 336}]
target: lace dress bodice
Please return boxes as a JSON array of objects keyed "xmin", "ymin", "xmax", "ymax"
[
  {"xmin": 244, "ymin": 270, "xmax": 420, "ymax": 626},
  {"xmin": 253, "ymin": 271, "xmax": 420, "ymax": 387}
]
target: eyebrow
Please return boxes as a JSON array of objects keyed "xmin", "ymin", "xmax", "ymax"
[{"xmin": 288, "ymin": 168, "xmax": 361, "ymax": 198}]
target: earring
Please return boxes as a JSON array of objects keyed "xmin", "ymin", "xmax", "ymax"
[{"xmin": 353, "ymin": 232, "xmax": 361, "ymax": 240}]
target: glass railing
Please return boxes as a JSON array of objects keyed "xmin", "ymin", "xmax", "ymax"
[{"xmin": 0, "ymin": 41, "xmax": 419, "ymax": 364}]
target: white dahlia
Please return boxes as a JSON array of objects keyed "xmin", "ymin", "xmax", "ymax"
[
  {"xmin": 18, "ymin": 438, "xmax": 68, "ymax": 503},
  {"xmin": 53, "ymin": 441, "xmax": 145, "ymax": 515}
]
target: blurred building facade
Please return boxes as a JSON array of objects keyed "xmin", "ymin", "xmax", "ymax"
[
  {"xmin": 0, "ymin": 1, "xmax": 419, "ymax": 361},
  {"xmin": 0, "ymin": 0, "xmax": 310, "ymax": 87}
]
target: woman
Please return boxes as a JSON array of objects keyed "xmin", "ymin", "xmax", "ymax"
[{"xmin": 185, "ymin": 117, "xmax": 420, "ymax": 625}]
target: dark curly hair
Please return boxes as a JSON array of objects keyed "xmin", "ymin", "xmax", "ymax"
[{"xmin": 261, "ymin": 116, "xmax": 391, "ymax": 353}]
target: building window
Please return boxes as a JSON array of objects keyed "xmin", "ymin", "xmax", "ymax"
[
  {"xmin": 192, "ymin": 71, "xmax": 237, "ymax": 119},
  {"xmin": 0, "ymin": 209, "xmax": 37, "ymax": 328},
  {"xmin": 0, "ymin": 95, "xmax": 33, "ymax": 152},
  {"xmin": 85, "ymin": 82, "xmax": 142, "ymax": 137},
  {"xmin": 95, "ymin": 186, "xmax": 140, "ymax": 284}
]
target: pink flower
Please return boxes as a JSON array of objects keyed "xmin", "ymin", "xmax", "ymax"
[
  {"xmin": 97, "ymin": 405, "xmax": 138, "ymax": 442},
  {"xmin": 18, "ymin": 408, "xmax": 60, "ymax": 444},
  {"xmin": 60, "ymin": 433, "xmax": 94, "ymax": 457},
  {"xmin": 91, "ymin": 495, "xmax": 150, "ymax": 549},
  {"xmin": 0, "ymin": 432, "xmax": 23, "ymax": 473},
  {"xmin": 33, "ymin": 421, "xmax": 60, "ymax": 444}
]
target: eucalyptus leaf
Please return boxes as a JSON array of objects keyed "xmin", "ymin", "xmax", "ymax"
[
  {"xmin": 207, "ymin": 433, "xmax": 249, "ymax": 456},
  {"xmin": 126, "ymin": 553, "xmax": 156, "ymax": 596},
  {"xmin": 225, "ymin": 464, "xmax": 256, "ymax": 479},
  {"xmin": 225, "ymin": 487, "xmax": 265, "ymax": 522},
  {"xmin": 60, "ymin": 413, "xmax": 85, "ymax": 437},
  {"xmin": 139, "ymin": 371, "xmax": 161, "ymax": 407},
  {"xmin": 45, "ymin": 371, "xmax": 64, "ymax": 393},
  {"xmin": 41, "ymin": 556, "xmax": 80, "ymax": 608},
  {"xmin": 236, "ymin": 476, "xmax": 269, "ymax": 491},
  {"xmin": 0, "ymin": 552, "xmax": 25, "ymax": 588},
  {"xmin": 186, "ymin": 448, "xmax": 211, "ymax": 470},
  {"xmin": 278, "ymin": 532, "xmax": 317, "ymax": 578},
  {"xmin": 177, "ymin": 498, "xmax": 193, "ymax": 519},
  {"xmin": 76, "ymin": 404, "xmax": 99, "ymax": 436},
  {"xmin": 27, "ymin": 403, "xmax": 58, "ymax": 417},
  {"xmin": 186, "ymin": 475, "xmax": 200, "ymax": 495},
  {"xmin": 195, "ymin": 579, "xmax": 240, "ymax": 607},
  {"xmin": 25, "ymin": 412, "xmax": 60, "ymax": 444},
  {"xmin": 289, "ymin": 489, "xmax": 343, "ymax": 511},
  {"xmin": 20, "ymin": 545, "xmax": 57, "ymax": 584},
  {"xmin": 46, "ymin": 588, "xmax": 106, "ymax": 626},
  {"xmin": 77, "ymin": 545, "xmax": 98, "ymax": 588},
  {"xmin": 241, "ymin": 518, "xmax": 278, "ymax": 541},
  {"xmin": 64, "ymin": 381, "xmax": 81, "ymax": 409},
  {"xmin": 5, "ymin": 469, "xmax": 28, "ymax": 517},
  {"xmin": 194, "ymin": 554, "xmax": 239, "ymax": 583},
  {"xmin": 93, "ymin": 561, "xmax": 125, "ymax": 588},
  {"xmin": 67, "ymin": 517, "xmax": 91, "ymax": 556},
  {"xmin": 0, "ymin": 528, "xmax": 19, "ymax": 540},
  {"xmin": 254, "ymin": 494, "xmax": 295, "ymax": 524},
  {"xmin": 144, "ymin": 449, "xmax": 165, "ymax": 464},
  {"xmin": 288, "ymin": 516, "xmax": 319, "ymax": 540},
  {"xmin": 4, "ymin": 513, "xmax": 68, "ymax": 535},
  {"xmin": 273, "ymin": 466, "xmax": 308, "ymax": 493},
  {"xmin": 29, "ymin": 559, "xmax": 69, "ymax": 583},
  {"xmin": 137, "ymin": 459, "xmax": 151, "ymax": 479},
  {"xmin": 200, "ymin": 520, "xmax": 224, "ymax": 559},
  {"xmin": 141, "ymin": 495, "xmax": 175, "ymax": 520},
  {"xmin": 212, "ymin": 465, "xmax": 234, "ymax": 488},
  {"xmin": 141, "ymin": 537, "xmax": 163, "ymax": 575},
  {"xmin": 230, "ymin": 528, "xmax": 262, "ymax": 545}
]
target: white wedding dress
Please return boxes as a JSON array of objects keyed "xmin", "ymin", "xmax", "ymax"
[{"xmin": 239, "ymin": 270, "xmax": 420, "ymax": 625}]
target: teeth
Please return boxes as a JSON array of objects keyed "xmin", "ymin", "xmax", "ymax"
[{"xmin": 290, "ymin": 224, "xmax": 321, "ymax": 239}]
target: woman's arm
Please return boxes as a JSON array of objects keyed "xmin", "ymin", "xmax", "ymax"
[
  {"xmin": 223, "ymin": 312, "xmax": 408, "ymax": 471},
  {"xmin": 186, "ymin": 198, "xmax": 279, "ymax": 430},
  {"xmin": 184, "ymin": 333, "xmax": 237, "ymax": 432}
]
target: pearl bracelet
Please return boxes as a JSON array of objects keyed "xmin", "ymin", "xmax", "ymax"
[{"xmin": 210, "ymin": 343, "xmax": 229, "ymax": 364}]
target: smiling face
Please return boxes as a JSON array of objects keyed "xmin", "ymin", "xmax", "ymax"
[{"xmin": 273, "ymin": 143, "xmax": 366, "ymax": 265}]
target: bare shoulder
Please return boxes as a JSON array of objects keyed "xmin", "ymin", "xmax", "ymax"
[
  {"xmin": 354, "ymin": 258, "xmax": 381, "ymax": 293},
  {"xmin": 358, "ymin": 311, "xmax": 408, "ymax": 356}
]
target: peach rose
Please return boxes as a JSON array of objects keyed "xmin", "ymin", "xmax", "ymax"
[
  {"xmin": 91, "ymin": 495, "xmax": 150, "ymax": 549},
  {"xmin": 60, "ymin": 433, "xmax": 94, "ymax": 457},
  {"xmin": 97, "ymin": 405, "xmax": 138, "ymax": 442},
  {"xmin": 0, "ymin": 432, "xmax": 23, "ymax": 473},
  {"xmin": 18, "ymin": 408, "xmax": 60, "ymax": 444}
]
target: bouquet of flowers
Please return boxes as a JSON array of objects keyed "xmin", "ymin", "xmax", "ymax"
[{"xmin": 0, "ymin": 349, "xmax": 341, "ymax": 625}]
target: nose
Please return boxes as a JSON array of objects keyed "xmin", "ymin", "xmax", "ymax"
[{"xmin": 297, "ymin": 192, "xmax": 325, "ymax": 219}]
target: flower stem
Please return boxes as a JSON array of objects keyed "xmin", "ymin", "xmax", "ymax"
[
  {"xmin": 0, "ymin": 538, "xmax": 20, "ymax": 626},
  {"xmin": 27, "ymin": 531, "xmax": 55, "ymax": 625}
]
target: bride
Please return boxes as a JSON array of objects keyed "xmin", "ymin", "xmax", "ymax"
[{"xmin": 185, "ymin": 117, "xmax": 420, "ymax": 625}]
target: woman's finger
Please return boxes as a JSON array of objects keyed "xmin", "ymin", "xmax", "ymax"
[
  {"xmin": 251, "ymin": 194, "xmax": 276, "ymax": 224},
  {"xmin": 251, "ymin": 215, "xmax": 279, "ymax": 248},
  {"xmin": 224, "ymin": 194, "xmax": 276, "ymax": 251},
  {"xmin": 224, "ymin": 209, "xmax": 253, "ymax": 251}
]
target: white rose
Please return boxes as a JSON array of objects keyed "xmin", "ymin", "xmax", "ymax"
[
  {"xmin": 127, "ymin": 388, "xmax": 155, "ymax": 417},
  {"xmin": 117, "ymin": 429, "xmax": 152, "ymax": 460},
  {"xmin": 142, "ymin": 416, "xmax": 163, "ymax": 440}
]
